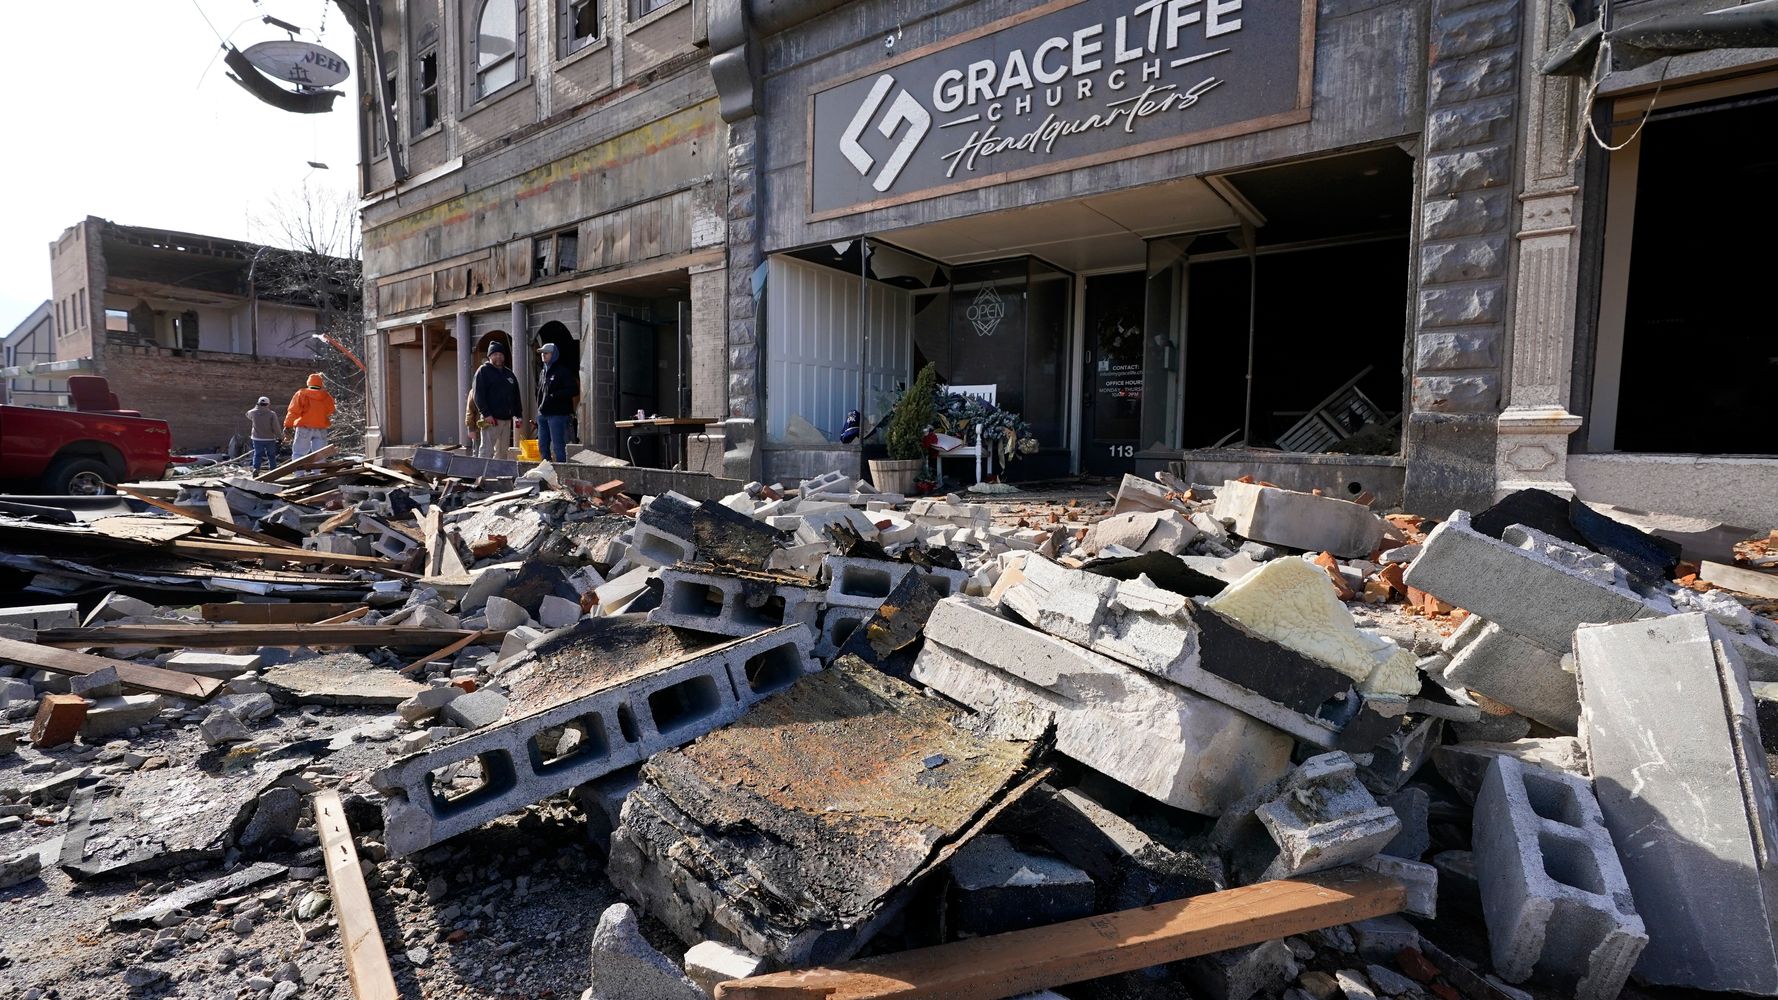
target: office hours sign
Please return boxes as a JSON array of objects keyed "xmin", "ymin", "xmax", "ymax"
[{"xmin": 807, "ymin": 0, "xmax": 1314, "ymax": 219}]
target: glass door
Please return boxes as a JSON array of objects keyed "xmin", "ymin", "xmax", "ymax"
[{"xmin": 1081, "ymin": 271, "xmax": 1146, "ymax": 475}]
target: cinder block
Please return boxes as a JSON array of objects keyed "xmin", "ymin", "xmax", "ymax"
[
  {"xmin": 824, "ymin": 556, "xmax": 966, "ymax": 611},
  {"xmin": 1212, "ymin": 480, "xmax": 1385, "ymax": 558},
  {"xmin": 1431, "ymin": 737, "xmax": 1587, "ymax": 805},
  {"xmin": 1359, "ymin": 853, "xmax": 1438, "ymax": 918},
  {"xmin": 1575, "ymin": 614, "xmax": 1778, "ymax": 994},
  {"xmin": 629, "ymin": 518, "xmax": 699, "ymax": 568},
  {"xmin": 0, "ymin": 603, "xmax": 79, "ymax": 630},
  {"xmin": 913, "ymin": 598, "xmax": 1293, "ymax": 815},
  {"xmin": 1182, "ymin": 939, "xmax": 1300, "ymax": 1000},
  {"xmin": 649, "ymin": 567, "xmax": 821, "ymax": 638},
  {"xmin": 1472, "ymin": 756, "xmax": 1646, "ymax": 1000},
  {"xmin": 814, "ymin": 606, "xmax": 869, "ymax": 662},
  {"xmin": 372, "ymin": 625, "xmax": 817, "ymax": 856},
  {"xmin": 68, "ymin": 667, "xmax": 123, "ymax": 700},
  {"xmin": 1212, "ymin": 752, "xmax": 1400, "ymax": 883},
  {"xmin": 684, "ymin": 939, "xmax": 765, "ymax": 998},
  {"xmin": 1441, "ymin": 617, "xmax": 1578, "ymax": 733},
  {"xmin": 1381, "ymin": 786, "xmax": 1431, "ymax": 860}
]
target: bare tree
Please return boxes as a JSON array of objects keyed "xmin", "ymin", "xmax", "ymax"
[{"xmin": 251, "ymin": 185, "xmax": 368, "ymax": 447}]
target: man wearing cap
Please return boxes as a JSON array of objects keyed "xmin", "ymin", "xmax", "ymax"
[
  {"xmin": 285, "ymin": 372, "xmax": 337, "ymax": 460},
  {"xmin": 246, "ymin": 395, "xmax": 281, "ymax": 473},
  {"xmin": 536, "ymin": 341, "xmax": 578, "ymax": 463},
  {"xmin": 471, "ymin": 342, "xmax": 521, "ymax": 460}
]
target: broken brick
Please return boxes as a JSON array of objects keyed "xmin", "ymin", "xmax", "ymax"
[{"xmin": 31, "ymin": 694, "xmax": 88, "ymax": 748}]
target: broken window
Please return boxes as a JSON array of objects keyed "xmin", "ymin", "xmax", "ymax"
[
  {"xmin": 475, "ymin": 0, "xmax": 519, "ymax": 98},
  {"xmin": 561, "ymin": 0, "xmax": 600, "ymax": 55},
  {"xmin": 105, "ymin": 309, "xmax": 128, "ymax": 333},
  {"xmin": 556, "ymin": 230, "xmax": 578, "ymax": 273},
  {"xmin": 533, "ymin": 235, "xmax": 555, "ymax": 278},
  {"xmin": 175, "ymin": 311, "xmax": 200, "ymax": 353},
  {"xmin": 416, "ymin": 45, "xmax": 440, "ymax": 128},
  {"xmin": 371, "ymin": 56, "xmax": 397, "ymax": 153}
]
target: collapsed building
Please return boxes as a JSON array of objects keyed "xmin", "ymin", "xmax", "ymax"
[{"xmin": 3, "ymin": 449, "xmax": 1778, "ymax": 998}]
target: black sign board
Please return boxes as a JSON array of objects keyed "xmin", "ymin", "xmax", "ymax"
[{"xmin": 807, "ymin": 0, "xmax": 1315, "ymax": 220}]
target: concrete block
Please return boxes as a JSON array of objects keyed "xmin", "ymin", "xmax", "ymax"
[
  {"xmin": 1473, "ymin": 756, "xmax": 1645, "ymax": 1000},
  {"xmin": 31, "ymin": 694, "xmax": 87, "ymax": 747},
  {"xmin": 1575, "ymin": 613, "xmax": 1778, "ymax": 993},
  {"xmin": 572, "ymin": 767, "xmax": 642, "ymax": 855},
  {"xmin": 0, "ymin": 603, "xmax": 79, "ymax": 629},
  {"xmin": 165, "ymin": 651, "xmax": 264, "ymax": 679},
  {"xmin": 0, "ymin": 677, "xmax": 33, "ymax": 709},
  {"xmin": 1359, "ymin": 854, "xmax": 1438, "ymax": 919},
  {"xmin": 1183, "ymin": 939, "xmax": 1301, "ymax": 1000},
  {"xmin": 0, "ymin": 850, "xmax": 43, "ymax": 890},
  {"xmin": 593, "ymin": 567, "xmax": 657, "ymax": 616},
  {"xmin": 482, "ymin": 596, "xmax": 532, "ymax": 632},
  {"xmin": 813, "ymin": 606, "xmax": 869, "ymax": 662},
  {"xmin": 824, "ymin": 555, "xmax": 914, "ymax": 610},
  {"xmin": 649, "ymin": 567, "xmax": 821, "ymax": 639},
  {"xmin": 80, "ymin": 695, "xmax": 162, "ymax": 739},
  {"xmin": 372, "ymin": 625, "xmax": 816, "ymax": 856},
  {"xmin": 397, "ymin": 685, "xmax": 463, "ymax": 723},
  {"xmin": 538, "ymin": 595, "xmax": 583, "ymax": 629},
  {"xmin": 212, "ymin": 692, "xmax": 275, "ymax": 721},
  {"xmin": 442, "ymin": 689, "xmax": 508, "ymax": 730},
  {"xmin": 200, "ymin": 709, "xmax": 252, "ymax": 745},
  {"xmin": 1350, "ymin": 916, "xmax": 1420, "ymax": 961},
  {"xmin": 684, "ymin": 939, "xmax": 765, "ymax": 998},
  {"xmin": 1212, "ymin": 480, "xmax": 1385, "ymax": 558},
  {"xmin": 1403, "ymin": 513, "xmax": 1658, "ymax": 654},
  {"xmin": 946, "ymin": 833, "xmax": 1096, "ymax": 936},
  {"xmin": 913, "ymin": 598, "xmax": 1293, "ymax": 815},
  {"xmin": 1206, "ymin": 557, "xmax": 1419, "ymax": 697},
  {"xmin": 67, "ymin": 666, "xmax": 123, "ymax": 700},
  {"xmin": 497, "ymin": 625, "xmax": 546, "ymax": 665},
  {"xmin": 587, "ymin": 902, "xmax": 704, "ymax": 1000},
  {"xmin": 1080, "ymin": 510, "xmax": 1199, "ymax": 557},
  {"xmin": 1431, "ymin": 738, "xmax": 1587, "ymax": 805},
  {"xmin": 1441, "ymin": 617, "xmax": 1578, "ymax": 733},
  {"xmin": 630, "ymin": 518, "xmax": 699, "ymax": 568},
  {"xmin": 1212, "ymin": 752, "xmax": 1400, "ymax": 883},
  {"xmin": 1381, "ymin": 787, "xmax": 1430, "ymax": 860}
]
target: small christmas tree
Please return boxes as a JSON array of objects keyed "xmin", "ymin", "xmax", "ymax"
[{"xmin": 886, "ymin": 363, "xmax": 939, "ymax": 461}]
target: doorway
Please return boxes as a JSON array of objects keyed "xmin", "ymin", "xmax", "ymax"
[{"xmin": 1082, "ymin": 271, "xmax": 1146, "ymax": 475}]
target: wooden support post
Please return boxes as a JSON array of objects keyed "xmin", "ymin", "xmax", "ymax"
[
  {"xmin": 313, "ymin": 789, "xmax": 399, "ymax": 1000},
  {"xmin": 715, "ymin": 869, "xmax": 1406, "ymax": 1000},
  {"xmin": 36, "ymin": 623, "xmax": 484, "ymax": 649}
]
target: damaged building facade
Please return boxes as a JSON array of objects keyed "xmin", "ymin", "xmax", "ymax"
[
  {"xmin": 37, "ymin": 218, "xmax": 350, "ymax": 453},
  {"xmin": 353, "ymin": 0, "xmax": 1776, "ymax": 521},
  {"xmin": 353, "ymin": 0, "xmax": 729, "ymax": 467}
]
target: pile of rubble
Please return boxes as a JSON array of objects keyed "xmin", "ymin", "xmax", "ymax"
[{"xmin": 3, "ymin": 456, "xmax": 1778, "ymax": 1000}]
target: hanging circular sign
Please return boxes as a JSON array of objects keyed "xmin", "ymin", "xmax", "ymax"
[{"xmin": 242, "ymin": 39, "xmax": 351, "ymax": 88}]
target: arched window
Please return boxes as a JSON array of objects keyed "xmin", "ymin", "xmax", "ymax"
[{"xmin": 474, "ymin": 0, "xmax": 519, "ymax": 98}]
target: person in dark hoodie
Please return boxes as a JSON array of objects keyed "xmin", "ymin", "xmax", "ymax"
[
  {"xmin": 535, "ymin": 341, "xmax": 578, "ymax": 463},
  {"xmin": 471, "ymin": 343, "xmax": 521, "ymax": 459},
  {"xmin": 245, "ymin": 396, "xmax": 281, "ymax": 473}
]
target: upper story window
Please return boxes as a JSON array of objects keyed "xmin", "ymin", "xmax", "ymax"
[
  {"xmin": 414, "ymin": 23, "xmax": 440, "ymax": 131},
  {"xmin": 632, "ymin": 0, "xmax": 672, "ymax": 18},
  {"xmin": 475, "ymin": 0, "xmax": 520, "ymax": 98},
  {"xmin": 560, "ymin": 0, "xmax": 599, "ymax": 56}
]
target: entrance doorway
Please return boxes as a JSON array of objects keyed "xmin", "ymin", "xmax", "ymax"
[{"xmin": 1082, "ymin": 271, "xmax": 1146, "ymax": 475}]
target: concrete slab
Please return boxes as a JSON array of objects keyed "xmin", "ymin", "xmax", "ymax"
[
  {"xmin": 262, "ymin": 652, "xmax": 424, "ymax": 706},
  {"xmin": 1441, "ymin": 617, "xmax": 1578, "ymax": 733},
  {"xmin": 1212, "ymin": 480, "xmax": 1385, "ymax": 558},
  {"xmin": 1575, "ymin": 614, "xmax": 1778, "ymax": 994}
]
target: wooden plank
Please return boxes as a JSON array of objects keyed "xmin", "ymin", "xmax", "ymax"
[
  {"xmin": 1700, "ymin": 560, "xmax": 1778, "ymax": 600},
  {"xmin": 260, "ymin": 443, "xmax": 341, "ymax": 483},
  {"xmin": 315, "ymin": 607, "xmax": 372, "ymax": 625},
  {"xmin": 199, "ymin": 602, "xmax": 362, "ymax": 624},
  {"xmin": 420, "ymin": 507, "xmax": 445, "ymax": 578},
  {"xmin": 402, "ymin": 628, "xmax": 487, "ymax": 675},
  {"xmin": 313, "ymin": 789, "xmax": 400, "ymax": 1000},
  {"xmin": 0, "ymin": 636, "xmax": 222, "ymax": 701},
  {"xmin": 166, "ymin": 539, "xmax": 394, "ymax": 569},
  {"xmin": 36, "ymin": 624, "xmax": 485, "ymax": 649},
  {"xmin": 715, "ymin": 869, "xmax": 1406, "ymax": 1000},
  {"xmin": 316, "ymin": 504, "xmax": 360, "ymax": 535},
  {"xmin": 117, "ymin": 486, "xmax": 299, "ymax": 550},
  {"xmin": 205, "ymin": 490, "xmax": 236, "ymax": 525}
]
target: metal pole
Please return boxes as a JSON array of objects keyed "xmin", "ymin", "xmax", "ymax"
[{"xmin": 1242, "ymin": 224, "xmax": 1257, "ymax": 447}]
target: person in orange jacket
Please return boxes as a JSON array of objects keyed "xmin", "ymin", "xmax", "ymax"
[{"xmin": 285, "ymin": 373, "xmax": 337, "ymax": 459}]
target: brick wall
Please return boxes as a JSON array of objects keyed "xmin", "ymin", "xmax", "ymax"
[{"xmin": 98, "ymin": 342, "xmax": 318, "ymax": 454}]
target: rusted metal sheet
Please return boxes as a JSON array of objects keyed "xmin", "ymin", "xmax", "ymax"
[
  {"xmin": 504, "ymin": 616, "xmax": 720, "ymax": 715},
  {"xmin": 608, "ymin": 656, "xmax": 1052, "ymax": 966}
]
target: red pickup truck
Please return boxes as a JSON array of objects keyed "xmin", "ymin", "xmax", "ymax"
[{"xmin": 0, "ymin": 376, "xmax": 171, "ymax": 494}]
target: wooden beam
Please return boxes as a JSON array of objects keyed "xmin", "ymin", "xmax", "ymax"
[
  {"xmin": 205, "ymin": 490, "xmax": 237, "ymax": 526},
  {"xmin": 165, "ymin": 538, "xmax": 394, "ymax": 569},
  {"xmin": 420, "ymin": 506, "xmax": 445, "ymax": 577},
  {"xmin": 117, "ymin": 486, "xmax": 300, "ymax": 550},
  {"xmin": 313, "ymin": 789, "xmax": 400, "ymax": 1000},
  {"xmin": 0, "ymin": 637, "xmax": 222, "ymax": 701},
  {"xmin": 315, "ymin": 607, "xmax": 372, "ymax": 625},
  {"xmin": 714, "ymin": 869, "xmax": 1406, "ymax": 1000},
  {"xmin": 259, "ymin": 443, "xmax": 341, "ymax": 483},
  {"xmin": 402, "ymin": 628, "xmax": 487, "ymax": 675},
  {"xmin": 199, "ymin": 602, "xmax": 363, "ymax": 624},
  {"xmin": 316, "ymin": 504, "xmax": 361, "ymax": 535},
  {"xmin": 36, "ymin": 623, "xmax": 488, "ymax": 649}
]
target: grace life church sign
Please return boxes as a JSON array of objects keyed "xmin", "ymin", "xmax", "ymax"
[{"xmin": 808, "ymin": 0, "xmax": 1315, "ymax": 219}]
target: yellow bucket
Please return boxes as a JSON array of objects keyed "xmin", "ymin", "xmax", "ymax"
[{"xmin": 518, "ymin": 438, "xmax": 540, "ymax": 461}]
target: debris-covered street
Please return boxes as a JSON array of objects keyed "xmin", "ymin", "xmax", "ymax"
[{"xmin": 4, "ymin": 452, "xmax": 1778, "ymax": 1000}]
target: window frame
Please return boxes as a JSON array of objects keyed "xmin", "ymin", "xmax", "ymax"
[
  {"xmin": 472, "ymin": 0, "xmax": 524, "ymax": 103},
  {"xmin": 412, "ymin": 22, "xmax": 442, "ymax": 136},
  {"xmin": 559, "ymin": 0, "xmax": 602, "ymax": 58}
]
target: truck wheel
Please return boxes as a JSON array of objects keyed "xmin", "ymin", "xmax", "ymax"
[{"xmin": 44, "ymin": 457, "xmax": 115, "ymax": 496}]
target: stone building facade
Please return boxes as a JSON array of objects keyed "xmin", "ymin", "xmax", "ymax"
[{"xmin": 352, "ymin": 0, "xmax": 1777, "ymax": 522}]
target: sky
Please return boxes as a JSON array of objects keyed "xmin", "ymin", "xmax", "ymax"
[{"xmin": 0, "ymin": 0, "xmax": 361, "ymax": 330}]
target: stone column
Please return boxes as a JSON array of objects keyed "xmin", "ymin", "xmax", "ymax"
[
  {"xmin": 1402, "ymin": 0, "xmax": 1523, "ymax": 518},
  {"xmin": 723, "ymin": 115, "xmax": 764, "ymax": 482},
  {"xmin": 1495, "ymin": 0, "xmax": 1588, "ymax": 497},
  {"xmin": 512, "ymin": 301, "xmax": 533, "ymax": 430},
  {"xmin": 455, "ymin": 312, "xmax": 472, "ymax": 448}
]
